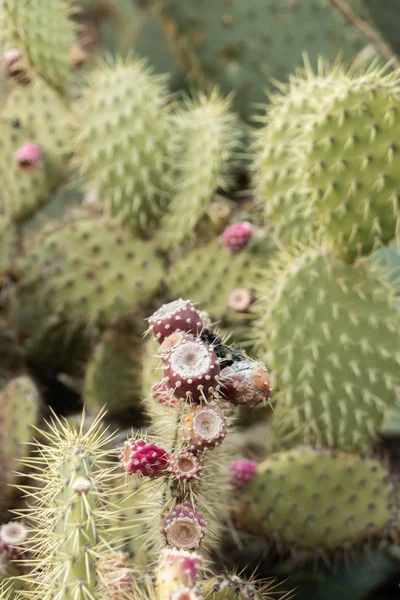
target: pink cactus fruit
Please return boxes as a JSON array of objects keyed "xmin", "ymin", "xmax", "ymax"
[
  {"xmin": 221, "ymin": 221, "xmax": 252, "ymax": 253},
  {"xmin": 120, "ymin": 438, "xmax": 169, "ymax": 476},
  {"xmin": 148, "ymin": 299, "xmax": 204, "ymax": 343},
  {"xmin": 170, "ymin": 588, "xmax": 204, "ymax": 600},
  {"xmin": 228, "ymin": 288, "xmax": 255, "ymax": 313},
  {"xmin": 15, "ymin": 142, "xmax": 42, "ymax": 172},
  {"xmin": 169, "ymin": 450, "xmax": 203, "ymax": 481},
  {"xmin": 164, "ymin": 337, "xmax": 220, "ymax": 402},
  {"xmin": 220, "ymin": 360, "xmax": 272, "ymax": 406},
  {"xmin": 158, "ymin": 548, "xmax": 203, "ymax": 589},
  {"xmin": 163, "ymin": 504, "xmax": 207, "ymax": 550},
  {"xmin": 180, "ymin": 404, "xmax": 227, "ymax": 451},
  {"xmin": 151, "ymin": 381, "xmax": 179, "ymax": 408},
  {"xmin": 0, "ymin": 521, "xmax": 28, "ymax": 561},
  {"xmin": 229, "ymin": 459, "xmax": 257, "ymax": 488}
]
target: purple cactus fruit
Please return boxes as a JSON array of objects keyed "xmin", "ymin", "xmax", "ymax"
[
  {"xmin": 170, "ymin": 588, "xmax": 203, "ymax": 600},
  {"xmin": 148, "ymin": 299, "xmax": 204, "ymax": 343},
  {"xmin": 228, "ymin": 288, "xmax": 255, "ymax": 313},
  {"xmin": 158, "ymin": 548, "xmax": 203, "ymax": 588},
  {"xmin": 15, "ymin": 142, "xmax": 42, "ymax": 172},
  {"xmin": 220, "ymin": 360, "xmax": 272, "ymax": 406},
  {"xmin": 0, "ymin": 521, "xmax": 28, "ymax": 561},
  {"xmin": 180, "ymin": 404, "xmax": 227, "ymax": 451},
  {"xmin": 221, "ymin": 221, "xmax": 252, "ymax": 253},
  {"xmin": 229, "ymin": 459, "xmax": 257, "ymax": 488},
  {"xmin": 163, "ymin": 503, "xmax": 206, "ymax": 550},
  {"xmin": 151, "ymin": 381, "xmax": 179, "ymax": 408},
  {"xmin": 120, "ymin": 438, "xmax": 169, "ymax": 476},
  {"xmin": 164, "ymin": 338, "xmax": 220, "ymax": 402},
  {"xmin": 169, "ymin": 450, "xmax": 203, "ymax": 481}
]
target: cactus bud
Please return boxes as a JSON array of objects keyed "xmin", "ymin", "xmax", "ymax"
[
  {"xmin": 0, "ymin": 522, "xmax": 28, "ymax": 561},
  {"xmin": 151, "ymin": 381, "xmax": 179, "ymax": 408},
  {"xmin": 169, "ymin": 450, "xmax": 203, "ymax": 481},
  {"xmin": 15, "ymin": 142, "xmax": 42, "ymax": 172},
  {"xmin": 164, "ymin": 338, "xmax": 220, "ymax": 402},
  {"xmin": 221, "ymin": 221, "xmax": 252, "ymax": 253},
  {"xmin": 148, "ymin": 299, "xmax": 204, "ymax": 342},
  {"xmin": 120, "ymin": 438, "xmax": 169, "ymax": 476},
  {"xmin": 181, "ymin": 404, "xmax": 227, "ymax": 450},
  {"xmin": 2, "ymin": 48, "xmax": 30, "ymax": 83},
  {"xmin": 229, "ymin": 460, "xmax": 257, "ymax": 488},
  {"xmin": 163, "ymin": 504, "xmax": 206, "ymax": 549},
  {"xmin": 228, "ymin": 288, "xmax": 255, "ymax": 313},
  {"xmin": 220, "ymin": 360, "xmax": 272, "ymax": 406}
]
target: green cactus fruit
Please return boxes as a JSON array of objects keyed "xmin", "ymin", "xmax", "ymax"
[
  {"xmin": 158, "ymin": 89, "xmax": 241, "ymax": 249},
  {"xmin": 74, "ymin": 57, "xmax": 172, "ymax": 232},
  {"xmin": 2, "ymin": 77, "xmax": 73, "ymax": 186},
  {"xmin": 16, "ymin": 213, "xmax": 164, "ymax": 327},
  {"xmin": 1, "ymin": 0, "xmax": 78, "ymax": 93},
  {"xmin": 0, "ymin": 376, "xmax": 41, "ymax": 512},
  {"xmin": 16, "ymin": 410, "xmax": 123, "ymax": 600},
  {"xmin": 0, "ymin": 117, "xmax": 53, "ymax": 222},
  {"xmin": 251, "ymin": 60, "xmax": 351, "ymax": 245},
  {"xmin": 253, "ymin": 246, "xmax": 400, "ymax": 451},
  {"xmin": 83, "ymin": 322, "xmax": 143, "ymax": 415},
  {"xmin": 0, "ymin": 216, "xmax": 17, "ymax": 273},
  {"xmin": 159, "ymin": 0, "xmax": 369, "ymax": 121},
  {"xmin": 295, "ymin": 66, "xmax": 400, "ymax": 262},
  {"xmin": 233, "ymin": 447, "xmax": 398, "ymax": 551}
]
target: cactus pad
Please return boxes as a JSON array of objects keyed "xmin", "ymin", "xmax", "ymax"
[
  {"xmin": 233, "ymin": 447, "xmax": 398, "ymax": 551},
  {"xmin": 0, "ymin": 216, "xmax": 17, "ymax": 273},
  {"xmin": 253, "ymin": 246, "xmax": 400, "ymax": 451}
]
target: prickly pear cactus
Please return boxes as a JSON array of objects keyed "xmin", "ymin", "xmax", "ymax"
[
  {"xmin": 16, "ymin": 213, "xmax": 165, "ymax": 327},
  {"xmin": 253, "ymin": 246, "xmax": 400, "ymax": 451},
  {"xmin": 233, "ymin": 446, "xmax": 398, "ymax": 551},
  {"xmin": 0, "ymin": 216, "xmax": 17, "ymax": 273}
]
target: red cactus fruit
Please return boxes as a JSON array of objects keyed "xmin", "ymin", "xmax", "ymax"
[
  {"xmin": 120, "ymin": 438, "xmax": 169, "ymax": 476},
  {"xmin": 181, "ymin": 404, "xmax": 227, "ymax": 451},
  {"xmin": 170, "ymin": 588, "xmax": 203, "ymax": 600},
  {"xmin": 158, "ymin": 548, "xmax": 203, "ymax": 588},
  {"xmin": 0, "ymin": 521, "xmax": 28, "ymax": 561},
  {"xmin": 151, "ymin": 381, "xmax": 179, "ymax": 408},
  {"xmin": 169, "ymin": 450, "xmax": 203, "ymax": 481},
  {"xmin": 164, "ymin": 338, "xmax": 220, "ymax": 402},
  {"xmin": 149, "ymin": 299, "xmax": 204, "ymax": 343},
  {"xmin": 221, "ymin": 221, "xmax": 252, "ymax": 253},
  {"xmin": 228, "ymin": 288, "xmax": 255, "ymax": 313},
  {"xmin": 229, "ymin": 459, "xmax": 257, "ymax": 488},
  {"xmin": 220, "ymin": 360, "xmax": 272, "ymax": 406},
  {"xmin": 163, "ymin": 503, "xmax": 206, "ymax": 550},
  {"xmin": 15, "ymin": 142, "xmax": 42, "ymax": 172}
]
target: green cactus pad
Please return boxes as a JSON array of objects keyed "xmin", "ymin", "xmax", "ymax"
[
  {"xmin": 1, "ymin": 0, "xmax": 78, "ymax": 93},
  {"xmin": 158, "ymin": 89, "xmax": 241, "ymax": 248},
  {"xmin": 233, "ymin": 447, "xmax": 398, "ymax": 551},
  {"xmin": 253, "ymin": 246, "xmax": 400, "ymax": 451},
  {"xmin": 296, "ymin": 67, "xmax": 400, "ymax": 262},
  {"xmin": 159, "ymin": 0, "xmax": 369, "ymax": 120},
  {"xmin": 0, "ymin": 215, "xmax": 18, "ymax": 273},
  {"xmin": 2, "ymin": 77, "xmax": 73, "ymax": 185},
  {"xmin": 83, "ymin": 323, "xmax": 143, "ymax": 415},
  {"xmin": 74, "ymin": 57, "xmax": 171, "ymax": 232},
  {"xmin": 16, "ymin": 214, "xmax": 164, "ymax": 327},
  {"xmin": 0, "ymin": 376, "xmax": 40, "ymax": 512}
]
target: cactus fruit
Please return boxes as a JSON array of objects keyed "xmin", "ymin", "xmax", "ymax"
[
  {"xmin": 74, "ymin": 57, "xmax": 172, "ymax": 232},
  {"xmin": 253, "ymin": 246, "xmax": 400, "ymax": 451},
  {"xmin": 163, "ymin": 504, "xmax": 207, "ymax": 550},
  {"xmin": 0, "ymin": 376, "xmax": 41, "ymax": 512},
  {"xmin": 229, "ymin": 460, "xmax": 257, "ymax": 488},
  {"xmin": 158, "ymin": 89, "xmax": 241, "ymax": 248},
  {"xmin": 1, "ymin": 0, "xmax": 78, "ymax": 92},
  {"xmin": 0, "ymin": 522, "xmax": 28, "ymax": 562},
  {"xmin": 16, "ymin": 214, "xmax": 164, "ymax": 327},
  {"xmin": 219, "ymin": 360, "xmax": 272, "ymax": 407},
  {"xmin": 148, "ymin": 299, "xmax": 205, "ymax": 343},
  {"xmin": 14, "ymin": 141, "xmax": 42, "ymax": 171},
  {"xmin": 156, "ymin": 549, "xmax": 203, "ymax": 600},
  {"xmin": 221, "ymin": 222, "xmax": 253, "ymax": 254},
  {"xmin": 159, "ymin": 0, "xmax": 369, "ymax": 120},
  {"xmin": 232, "ymin": 447, "xmax": 398, "ymax": 551},
  {"xmin": 120, "ymin": 438, "xmax": 170, "ymax": 476},
  {"xmin": 293, "ymin": 66, "xmax": 400, "ymax": 261}
]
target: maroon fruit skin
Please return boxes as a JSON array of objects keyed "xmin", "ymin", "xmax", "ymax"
[
  {"xmin": 163, "ymin": 503, "xmax": 207, "ymax": 549},
  {"xmin": 148, "ymin": 299, "xmax": 204, "ymax": 343},
  {"xmin": 120, "ymin": 439, "xmax": 170, "ymax": 476},
  {"xmin": 229, "ymin": 459, "xmax": 257, "ymax": 488},
  {"xmin": 169, "ymin": 450, "xmax": 203, "ymax": 481},
  {"xmin": 219, "ymin": 360, "xmax": 272, "ymax": 406},
  {"xmin": 180, "ymin": 404, "xmax": 227, "ymax": 451},
  {"xmin": 164, "ymin": 338, "xmax": 220, "ymax": 402},
  {"xmin": 221, "ymin": 221, "xmax": 252, "ymax": 253}
]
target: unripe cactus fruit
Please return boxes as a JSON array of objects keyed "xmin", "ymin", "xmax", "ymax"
[
  {"xmin": 120, "ymin": 439, "xmax": 170, "ymax": 476},
  {"xmin": 164, "ymin": 338, "xmax": 220, "ymax": 401},
  {"xmin": 0, "ymin": 522, "xmax": 28, "ymax": 561},
  {"xmin": 220, "ymin": 361, "xmax": 272, "ymax": 406},
  {"xmin": 181, "ymin": 404, "xmax": 227, "ymax": 450},
  {"xmin": 229, "ymin": 460, "xmax": 257, "ymax": 489},
  {"xmin": 221, "ymin": 222, "xmax": 253, "ymax": 253},
  {"xmin": 157, "ymin": 548, "xmax": 203, "ymax": 600},
  {"xmin": 169, "ymin": 450, "xmax": 204, "ymax": 481},
  {"xmin": 163, "ymin": 504, "xmax": 207, "ymax": 550},
  {"xmin": 149, "ymin": 299, "xmax": 204, "ymax": 343},
  {"xmin": 15, "ymin": 142, "xmax": 42, "ymax": 171},
  {"xmin": 227, "ymin": 289, "xmax": 255, "ymax": 314}
]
